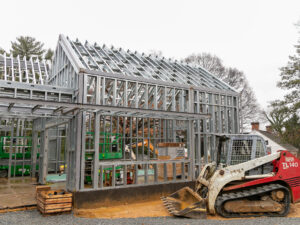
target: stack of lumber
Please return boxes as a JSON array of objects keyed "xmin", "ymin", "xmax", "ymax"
[{"xmin": 36, "ymin": 187, "xmax": 72, "ymax": 214}]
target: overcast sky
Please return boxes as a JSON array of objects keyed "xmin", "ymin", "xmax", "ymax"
[{"xmin": 1, "ymin": 0, "xmax": 299, "ymax": 109}]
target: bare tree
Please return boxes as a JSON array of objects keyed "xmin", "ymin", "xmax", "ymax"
[
  {"xmin": 223, "ymin": 67, "xmax": 245, "ymax": 90},
  {"xmin": 185, "ymin": 53, "xmax": 226, "ymax": 78},
  {"xmin": 264, "ymin": 100, "xmax": 289, "ymax": 136},
  {"xmin": 184, "ymin": 53, "xmax": 262, "ymax": 132},
  {"xmin": 148, "ymin": 50, "xmax": 163, "ymax": 58}
]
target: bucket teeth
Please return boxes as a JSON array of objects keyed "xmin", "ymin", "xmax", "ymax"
[
  {"xmin": 161, "ymin": 187, "xmax": 207, "ymax": 219},
  {"xmin": 161, "ymin": 197, "xmax": 177, "ymax": 212}
]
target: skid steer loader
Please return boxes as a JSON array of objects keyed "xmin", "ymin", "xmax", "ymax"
[{"xmin": 162, "ymin": 135, "xmax": 300, "ymax": 218}]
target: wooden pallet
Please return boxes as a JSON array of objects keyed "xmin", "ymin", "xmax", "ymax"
[{"xmin": 37, "ymin": 189, "xmax": 72, "ymax": 214}]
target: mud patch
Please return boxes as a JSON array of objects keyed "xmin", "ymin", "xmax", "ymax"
[{"xmin": 0, "ymin": 177, "xmax": 37, "ymax": 210}]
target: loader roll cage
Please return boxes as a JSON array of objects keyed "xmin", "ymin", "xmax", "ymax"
[{"xmin": 217, "ymin": 135, "xmax": 267, "ymax": 166}]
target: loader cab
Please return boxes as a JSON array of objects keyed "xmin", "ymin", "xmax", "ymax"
[
  {"xmin": 223, "ymin": 135, "xmax": 272, "ymax": 175},
  {"xmin": 225, "ymin": 135, "xmax": 267, "ymax": 166}
]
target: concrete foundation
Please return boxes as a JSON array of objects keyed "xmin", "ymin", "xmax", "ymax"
[{"xmin": 73, "ymin": 181, "xmax": 195, "ymax": 209}]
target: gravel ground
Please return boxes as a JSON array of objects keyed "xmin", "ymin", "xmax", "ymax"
[{"xmin": 1, "ymin": 210, "xmax": 300, "ymax": 225}]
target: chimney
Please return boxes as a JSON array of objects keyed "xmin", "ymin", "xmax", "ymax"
[
  {"xmin": 266, "ymin": 125, "xmax": 273, "ymax": 133},
  {"xmin": 251, "ymin": 122, "xmax": 260, "ymax": 131}
]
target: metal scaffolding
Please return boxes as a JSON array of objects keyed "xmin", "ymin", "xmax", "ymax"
[{"xmin": 0, "ymin": 34, "xmax": 239, "ymax": 193}]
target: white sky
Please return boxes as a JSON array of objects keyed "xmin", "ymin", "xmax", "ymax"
[{"xmin": 1, "ymin": 0, "xmax": 299, "ymax": 110}]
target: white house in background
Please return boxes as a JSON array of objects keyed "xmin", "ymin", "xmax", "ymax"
[{"xmin": 249, "ymin": 122, "xmax": 299, "ymax": 156}]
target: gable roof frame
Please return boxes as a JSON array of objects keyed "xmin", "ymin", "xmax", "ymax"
[
  {"xmin": 57, "ymin": 34, "xmax": 86, "ymax": 74},
  {"xmin": 53, "ymin": 35, "xmax": 239, "ymax": 96}
]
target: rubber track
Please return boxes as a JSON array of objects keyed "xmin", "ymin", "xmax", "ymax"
[{"xmin": 215, "ymin": 183, "xmax": 290, "ymax": 218}]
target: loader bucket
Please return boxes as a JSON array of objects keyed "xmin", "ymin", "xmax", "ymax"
[{"xmin": 161, "ymin": 187, "xmax": 207, "ymax": 219}]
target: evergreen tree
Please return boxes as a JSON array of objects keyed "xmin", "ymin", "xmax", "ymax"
[
  {"xmin": 282, "ymin": 114, "xmax": 300, "ymax": 150},
  {"xmin": 10, "ymin": 36, "xmax": 45, "ymax": 60},
  {"xmin": 45, "ymin": 48, "xmax": 54, "ymax": 61},
  {"xmin": 265, "ymin": 22, "xmax": 300, "ymax": 154},
  {"xmin": 277, "ymin": 22, "xmax": 300, "ymax": 112},
  {"xmin": 0, "ymin": 47, "xmax": 5, "ymax": 55}
]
